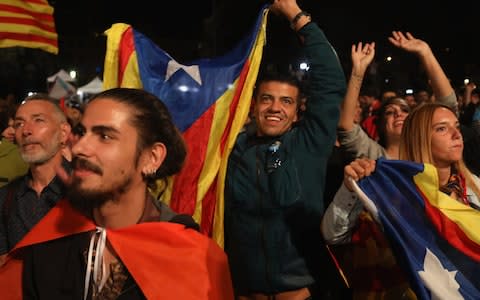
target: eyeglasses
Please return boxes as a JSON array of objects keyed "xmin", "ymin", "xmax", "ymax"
[{"xmin": 266, "ymin": 141, "xmax": 282, "ymax": 174}]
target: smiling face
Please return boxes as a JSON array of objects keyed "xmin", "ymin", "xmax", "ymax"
[
  {"xmin": 14, "ymin": 100, "xmax": 68, "ymax": 164},
  {"xmin": 69, "ymin": 98, "xmax": 145, "ymax": 205},
  {"xmin": 253, "ymin": 81, "xmax": 299, "ymax": 137},
  {"xmin": 383, "ymin": 103, "xmax": 409, "ymax": 138},
  {"xmin": 430, "ymin": 107, "xmax": 463, "ymax": 168}
]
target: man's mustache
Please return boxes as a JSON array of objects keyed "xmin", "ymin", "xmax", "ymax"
[
  {"xmin": 20, "ymin": 138, "xmax": 40, "ymax": 146},
  {"xmin": 73, "ymin": 157, "xmax": 103, "ymax": 175}
]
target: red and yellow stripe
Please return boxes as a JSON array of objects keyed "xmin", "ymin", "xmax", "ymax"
[
  {"xmin": 415, "ymin": 163, "xmax": 480, "ymax": 261},
  {"xmin": 103, "ymin": 10, "xmax": 268, "ymax": 248},
  {"xmin": 0, "ymin": 0, "xmax": 57, "ymax": 54}
]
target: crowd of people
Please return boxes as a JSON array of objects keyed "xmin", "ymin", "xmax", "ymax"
[{"xmin": 1, "ymin": 0, "xmax": 479, "ymax": 299}]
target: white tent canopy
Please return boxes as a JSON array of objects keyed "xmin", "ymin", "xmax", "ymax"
[
  {"xmin": 48, "ymin": 77, "xmax": 76, "ymax": 100},
  {"xmin": 77, "ymin": 76, "xmax": 103, "ymax": 94},
  {"xmin": 47, "ymin": 69, "xmax": 75, "ymax": 83},
  {"xmin": 77, "ymin": 76, "xmax": 103, "ymax": 102}
]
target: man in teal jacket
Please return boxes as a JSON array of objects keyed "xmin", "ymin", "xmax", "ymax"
[{"xmin": 224, "ymin": 0, "xmax": 348, "ymax": 299}]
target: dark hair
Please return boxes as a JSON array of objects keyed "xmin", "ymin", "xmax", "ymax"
[
  {"xmin": 66, "ymin": 94, "xmax": 84, "ymax": 113},
  {"xmin": 0, "ymin": 101, "xmax": 17, "ymax": 132},
  {"xmin": 359, "ymin": 85, "xmax": 380, "ymax": 98},
  {"xmin": 88, "ymin": 88, "xmax": 187, "ymax": 189},
  {"xmin": 253, "ymin": 68, "xmax": 306, "ymax": 103},
  {"xmin": 0, "ymin": 110, "xmax": 8, "ymax": 133}
]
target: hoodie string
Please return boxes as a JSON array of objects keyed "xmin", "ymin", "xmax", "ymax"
[{"xmin": 84, "ymin": 227, "xmax": 107, "ymax": 300}]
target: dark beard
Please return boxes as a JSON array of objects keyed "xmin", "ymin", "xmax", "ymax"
[{"xmin": 67, "ymin": 176, "xmax": 132, "ymax": 218}]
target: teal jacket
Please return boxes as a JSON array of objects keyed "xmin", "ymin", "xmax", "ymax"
[{"xmin": 225, "ymin": 22, "xmax": 346, "ymax": 294}]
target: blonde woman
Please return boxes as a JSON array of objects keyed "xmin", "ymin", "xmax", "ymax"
[{"xmin": 399, "ymin": 102, "xmax": 480, "ymax": 207}]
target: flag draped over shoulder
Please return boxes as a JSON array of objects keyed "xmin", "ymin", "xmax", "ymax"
[
  {"xmin": 0, "ymin": 199, "xmax": 234, "ymax": 300},
  {"xmin": 351, "ymin": 158, "xmax": 480, "ymax": 300},
  {"xmin": 0, "ymin": 0, "xmax": 58, "ymax": 54},
  {"xmin": 103, "ymin": 6, "xmax": 269, "ymax": 247}
]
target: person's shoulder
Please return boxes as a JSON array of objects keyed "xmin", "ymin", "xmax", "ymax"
[
  {"xmin": 157, "ymin": 201, "xmax": 200, "ymax": 231},
  {"xmin": 0, "ymin": 176, "xmax": 25, "ymax": 192},
  {"xmin": 0, "ymin": 176, "xmax": 26, "ymax": 210},
  {"xmin": 0, "ymin": 139, "xmax": 17, "ymax": 154},
  {"xmin": 298, "ymin": 21, "xmax": 318, "ymax": 34},
  {"xmin": 169, "ymin": 214, "xmax": 200, "ymax": 231}
]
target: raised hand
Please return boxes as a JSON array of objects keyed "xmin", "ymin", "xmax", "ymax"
[
  {"xmin": 343, "ymin": 157, "xmax": 376, "ymax": 191},
  {"xmin": 270, "ymin": 0, "xmax": 301, "ymax": 19},
  {"xmin": 388, "ymin": 31, "xmax": 430, "ymax": 56},
  {"xmin": 351, "ymin": 42, "xmax": 375, "ymax": 78}
]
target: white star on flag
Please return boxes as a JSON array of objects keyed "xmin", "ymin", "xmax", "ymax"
[
  {"xmin": 418, "ymin": 248, "xmax": 462, "ymax": 300},
  {"xmin": 165, "ymin": 59, "xmax": 202, "ymax": 85}
]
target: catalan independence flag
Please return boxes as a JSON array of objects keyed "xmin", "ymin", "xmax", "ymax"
[
  {"xmin": 103, "ymin": 6, "xmax": 269, "ymax": 247},
  {"xmin": 0, "ymin": 0, "xmax": 58, "ymax": 54},
  {"xmin": 352, "ymin": 158, "xmax": 480, "ymax": 300}
]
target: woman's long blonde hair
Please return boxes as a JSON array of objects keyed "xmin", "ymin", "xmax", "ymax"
[{"xmin": 399, "ymin": 102, "xmax": 480, "ymax": 198}]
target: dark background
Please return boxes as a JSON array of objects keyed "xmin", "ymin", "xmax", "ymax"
[{"xmin": 1, "ymin": 0, "xmax": 479, "ymax": 99}]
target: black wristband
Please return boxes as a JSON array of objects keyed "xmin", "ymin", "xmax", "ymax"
[{"xmin": 290, "ymin": 11, "xmax": 311, "ymax": 29}]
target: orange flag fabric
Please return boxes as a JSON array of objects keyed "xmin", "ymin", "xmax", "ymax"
[{"xmin": 0, "ymin": 199, "xmax": 234, "ymax": 299}]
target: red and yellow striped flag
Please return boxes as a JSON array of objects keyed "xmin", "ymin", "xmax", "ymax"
[
  {"xmin": 103, "ymin": 6, "xmax": 269, "ymax": 247},
  {"xmin": 0, "ymin": 0, "xmax": 58, "ymax": 54}
]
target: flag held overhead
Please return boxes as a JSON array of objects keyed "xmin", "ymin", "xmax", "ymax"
[{"xmin": 103, "ymin": 5, "xmax": 269, "ymax": 247}]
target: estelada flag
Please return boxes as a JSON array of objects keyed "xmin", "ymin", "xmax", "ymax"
[
  {"xmin": 103, "ymin": 5, "xmax": 269, "ymax": 247},
  {"xmin": 0, "ymin": 199, "xmax": 234, "ymax": 299},
  {"xmin": 351, "ymin": 158, "xmax": 480, "ymax": 300},
  {"xmin": 0, "ymin": 0, "xmax": 58, "ymax": 54}
]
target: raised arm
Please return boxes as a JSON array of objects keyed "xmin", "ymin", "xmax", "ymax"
[
  {"xmin": 388, "ymin": 31, "xmax": 453, "ymax": 99},
  {"xmin": 271, "ymin": 0, "xmax": 346, "ymax": 153},
  {"xmin": 338, "ymin": 42, "xmax": 375, "ymax": 131},
  {"xmin": 269, "ymin": 0, "xmax": 309, "ymax": 31}
]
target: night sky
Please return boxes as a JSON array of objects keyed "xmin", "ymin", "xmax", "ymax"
[{"xmin": 4, "ymin": 0, "xmax": 480, "ymax": 97}]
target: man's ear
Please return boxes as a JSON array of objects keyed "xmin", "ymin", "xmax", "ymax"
[
  {"xmin": 299, "ymin": 97, "xmax": 306, "ymax": 112},
  {"xmin": 60, "ymin": 121, "xmax": 71, "ymax": 144},
  {"xmin": 142, "ymin": 142, "xmax": 167, "ymax": 175},
  {"xmin": 295, "ymin": 98, "xmax": 306, "ymax": 122}
]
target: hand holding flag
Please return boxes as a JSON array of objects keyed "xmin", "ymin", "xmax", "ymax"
[{"xmin": 352, "ymin": 158, "xmax": 480, "ymax": 300}]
